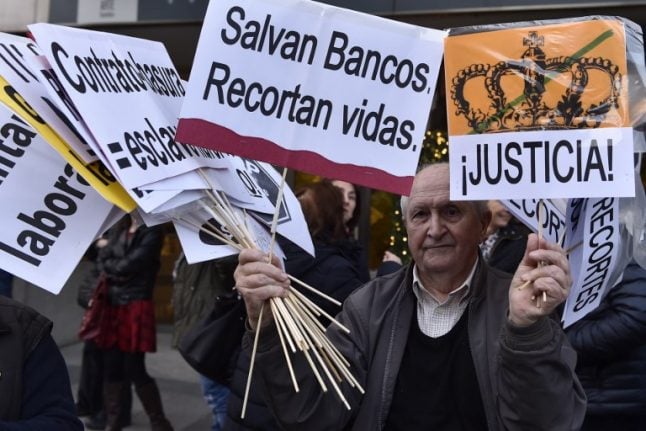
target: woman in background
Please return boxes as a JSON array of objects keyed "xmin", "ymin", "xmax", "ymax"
[
  {"xmin": 326, "ymin": 179, "xmax": 370, "ymax": 283},
  {"xmin": 94, "ymin": 214, "xmax": 172, "ymax": 431}
]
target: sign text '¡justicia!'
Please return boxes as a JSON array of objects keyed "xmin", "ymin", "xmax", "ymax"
[{"xmin": 460, "ymin": 137, "xmax": 615, "ymax": 196}]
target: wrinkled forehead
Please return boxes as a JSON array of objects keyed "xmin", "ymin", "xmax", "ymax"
[{"xmin": 409, "ymin": 166, "xmax": 450, "ymax": 201}]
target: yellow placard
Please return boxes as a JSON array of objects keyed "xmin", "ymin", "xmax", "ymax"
[
  {"xmin": 444, "ymin": 19, "xmax": 629, "ymax": 135},
  {"xmin": 0, "ymin": 75, "xmax": 136, "ymax": 212}
]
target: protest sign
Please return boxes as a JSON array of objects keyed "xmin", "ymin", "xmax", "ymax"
[
  {"xmin": 28, "ymin": 23, "xmax": 229, "ymax": 191},
  {"xmin": 174, "ymin": 206, "xmax": 286, "ymax": 264},
  {"xmin": 503, "ymin": 198, "xmax": 565, "ymax": 244},
  {"xmin": 444, "ymin": 18, "xmax": 635, "ymax": 200},
  {"xmin": 177, "ymin": 0, "xmax": 445, "ymax": 195},
  {"xmin": 172, "ymin": 158, "xmax": 313, "ymax": 257},
  {"xmin": 562, "ymin": 197, "xmax": 622, "ymax": 327},
  {"xmin": 0, "ymin": 74, "xmax": 136, "ymax": 211},
  {"xmin": 0, "ymin": 103, "xmax": 114, "ymax": 294},
  {"xmin": 0, "ymin": 32, "xmax": 98, "ymax": 164}
]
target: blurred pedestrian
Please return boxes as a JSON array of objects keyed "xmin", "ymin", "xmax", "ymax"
[
  {"xmin": 172, "ymin": 252, "xmax": 237, "ymax": 431},
  {"xmin": 94, "ymin": 214, "xmax": 172, "ymax": 431},
  {"xmin": 75, "ymin": 236, "xmax": 132, "ymax": 429}
]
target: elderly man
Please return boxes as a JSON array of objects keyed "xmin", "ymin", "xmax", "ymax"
[{"xmin": 234, "ymin": 163, "xmax": 586, "ymax": 430}]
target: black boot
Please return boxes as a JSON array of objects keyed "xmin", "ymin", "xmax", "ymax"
[
  {"xmin": 119, "ymin": 382, "xmax": 132, "ymax": 427},
  {"xmin": 135, "ymin": 380, "xmax": 173, "ymax": 431},
  {"xmin": 104, "ymin": 382, "xmax": 124, "ymax": 431}
]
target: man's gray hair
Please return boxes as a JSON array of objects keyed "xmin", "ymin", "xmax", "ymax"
[{"xmin": 403, "ymin": 162, "xmax": 488, "ymax": 219}]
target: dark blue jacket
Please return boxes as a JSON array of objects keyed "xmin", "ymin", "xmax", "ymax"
[
  {"xmin": 566, "ymin": 262, "xmax": 646, "ymax": 415},
  {"xmin": 0, "ymin": 296, "xmax": 83, "ymax": 430}
]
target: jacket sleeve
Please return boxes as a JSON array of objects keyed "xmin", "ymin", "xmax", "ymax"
[
  {"xmin": 566, "ymin": 263, "xmax": 646, "ymax": 364},
  {"xmin": 246, "ymin": 294, "xmax": 369, "ymax": 430},
  {"xmin": 497, "ymin": 318, "xmax": 587, "ymax": 431},
  {"xmin": 0, "ymin": 334, "xmax": 83, "ymax": 431},
  {"xmin": 102, "ymin": 227, "xmax": 163, "ymax": 278}
]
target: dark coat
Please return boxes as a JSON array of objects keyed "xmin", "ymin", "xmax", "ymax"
[
  {"xmin": 566, "ymin": 262, "xmax": 646, "ymax": 416},
  {"xmin": 97, "ymin": 223, "xmax": 164, "ymax": 305},
  {"xmin": 249, "ymin": 262, "xmax": 586, "ymax": 431},
  {"xmin": 0, "ymin": 296, "xmax": 83, "ymax": 430},
  {"xmin": 172, "ymin": 253, "xmax": 238, "ymax": 347}
]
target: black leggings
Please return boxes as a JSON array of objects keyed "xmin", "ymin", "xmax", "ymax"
[{"xmin": 103, "ymin": 348, "xmax": 153, "ymax": 387}]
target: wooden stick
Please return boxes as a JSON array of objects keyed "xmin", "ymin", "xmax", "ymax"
[
  {"xmin": 271, "ymin": 300, "xmax": 297, "ymax": 353},
  {"xmin": 319, "ymin": 347, "xmax": 343, "ymax": 383},
  {"xmin": 269, "ymin": 300, "xmax": 299, "ymax": 392},
  {"xmin": 301, "ymin": 346, "xmax": 328, "ymax": 392},
  {"xmin": 537, "ymin": 199, "xmax": 544, "ymax": 244},
  {"xmin": 274, "ymin": 298, "xmax": 305, "ymax": 348},
  {"xmin": 193, "ymin": 169, "xmax": 363, "ymax": 411},
  {"xmin": 290, "ymin": 304, "xmax": 362, "ymax": 392},
  {"xmin": 174, "ymin": 217, "xmax": 243, "ymax": 251},
  {"xmin": 516, "ymin": 279, "xmax": 532, "ymax": 290},
  {"xmin": 286, "ymin": 294, "xmax": 327, "ymax": 334},
  {"xmin": 288, "ymin": 274, "xmax": 342, "ymax": 306},
  {"xmin": 267, "ymin": 167, "xmax": 288, "ymax": 262},
  {"xmin": 241, "ymin": 302, "xmax": 264, "ymax": 419},
  {"xmin": 288, "ymin": 285, "xmax": 351, "ymax": 334}
]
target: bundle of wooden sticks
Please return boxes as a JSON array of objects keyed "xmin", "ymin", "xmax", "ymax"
[{"xmin": 174, "ymin": 172, "xmax": 363, "ymax": 417}]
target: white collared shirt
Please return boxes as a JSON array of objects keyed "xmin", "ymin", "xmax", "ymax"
[{"xmin": 411, "ymin": 260, "xmax": 478, "ymax": 338}]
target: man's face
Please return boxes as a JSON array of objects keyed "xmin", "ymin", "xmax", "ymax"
[{"xmin": 405, "ymin": 165, "xmax": 489, "ymax": 280}]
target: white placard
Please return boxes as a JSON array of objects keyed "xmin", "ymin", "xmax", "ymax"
[
  {"xmin": 450, "ymin": 128, "xmax": 635, "ymax": 200},
  {"xmin": 0, "ymin": 105, "xmax": 114, "ymax": 293},
  {"xmin": 28, "ymin": 23, "xmax": 229, "ymax": 190},
  {"xmin": 0, "ymin": 32, "xmax": 98, "ymax": 163},
  {"xmin": 174, "ymin": 207, "xmax": 285, "ymax": 264},
  {"xmin": 177, "ymin": 0, "xmax": 446, "ymax": 195},
  {"xmin": 242, "ymin": 160, "xmax": 313, "ymax": 256},
  {"xmin": 503, "ymin": 199, "xmax": 566, "ymax": 244},
  {"xmin": 562, "ymin": 197, "xmax": 622, "ymax": 327}
]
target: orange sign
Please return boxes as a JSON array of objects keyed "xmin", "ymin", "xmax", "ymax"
[{"xmin": 444, "ymin": 19, "xmax": 628, "ymax": 136}]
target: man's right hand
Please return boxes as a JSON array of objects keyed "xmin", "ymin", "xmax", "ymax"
[{"xmin": 234, "ymin": 248, "xmax": 290, "ymax": 329}]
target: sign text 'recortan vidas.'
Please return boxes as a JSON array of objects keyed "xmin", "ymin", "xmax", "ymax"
[{"xmin": 177, "ymin": 0, "xmax": 446, "ymax": 195}]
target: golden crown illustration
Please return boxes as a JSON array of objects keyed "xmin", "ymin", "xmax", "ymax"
[{"xmin": 449, "ymin": 31, "xmax": 623, "ymax": 133}]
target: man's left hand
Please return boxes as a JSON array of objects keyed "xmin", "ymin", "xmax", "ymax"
[{"xmin": 508, "ymin": 233, "xmax": 572, "ymax": 327}]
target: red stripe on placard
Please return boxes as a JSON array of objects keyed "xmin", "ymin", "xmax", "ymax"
[{"xmin": 176, "ymin": 118, "xmax": 414, "ymax": 195}]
